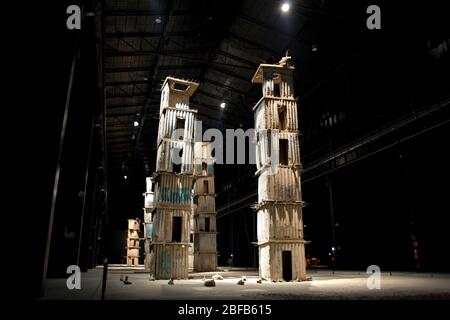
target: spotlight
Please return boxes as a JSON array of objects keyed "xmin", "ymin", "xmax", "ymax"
[
  {"xmin": 281, "ymin": 2, "xmax": 290, "ymax": 13},
  {"xmin": 155, "ymin": 17, "xmax": 162, "ymax": 24},
  {"xmin": 220, "ymin": 102, "xmax": 226, "ymax": 109},
  {"xmin": 133, "ymin": 121, "xmax": 139, "ymax": 127},
  {"xmin": 124, "ymin": 175, "xmax": 128, "ymax": 180},
  {"xmin": 312, "ymin": 44, "xmax": 318, "ymax": 52}
]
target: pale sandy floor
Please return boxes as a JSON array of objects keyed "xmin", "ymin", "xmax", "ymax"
[{"xmin": 42, "ymin": 267, "xmax": 450, "ymax": 300}]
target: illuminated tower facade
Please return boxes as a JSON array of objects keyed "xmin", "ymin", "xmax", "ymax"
[
  {"xmin": 252, "ymin": 56, "xmax": 307, "ymax": 281},
  {"xmin": 151, "ymin": 77, "xmax": 198, "ymax": 279}
]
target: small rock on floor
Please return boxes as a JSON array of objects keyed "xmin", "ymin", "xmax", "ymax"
[
  {"xmin": 204, "ymin": 279, "xmax": 216, "ymax": 287},
  {"xmin": 237, "ymin": 279, "xmax": 245, "ymax": 285}
]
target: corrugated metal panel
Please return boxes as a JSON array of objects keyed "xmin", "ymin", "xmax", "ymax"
[
  {"xmin": 254, "ymin": 99, "xmax": 266, "ymax": 130},
  {"xmin": 198, "ymin": 233, "xmax": 216, "ymax": 252},
  {"xmin": 144, "ymin": 239, "xmax": 152, "ymax": 271},
  {"xmin": 196, "ymin": 195, "xmax": 216, "ymax": 213},
  {"xmin": 279, "ymin": 131, "xmax": 301, "ymax": 165},
  {"xmin": 144, "ymin": 192, "xmax": 155, "ymax": 208},
  {"xmin": 160, "ymin": 83, "xmax": 194, "ymax": 115},
  {"xmin": 152, "ymin": 208, "xmax": 191, "ymax": 242},
  {"xmin": 259, "ymin": 246, "xmax": 271, "ymax": 279},
  {"xmin": 194, "ymin": 176, "xmax": 215, "ymax": 194},
  {"xmin": 194, "ymin": 252, "xmax": 217, "ymax": 272},
  {"xmin": 144, "ymin": 223, "xmax": 153, "ymax": 238},
  {"xmin": 159, "ymin": 109, "xmax": 196, "ymax": 142},
  {"xmin": 195, "ymin": 213, "xmax": 217, "ymax": 232},
  {"xmin": 146, "ymin": 177, "xmax": 153, "ymax": 193},
  {"xmin": 257, "ymin": 129, "xmax": 279, "ymax": 168},
  {"xmin": 153, "ymin": 244, "xmax": 189, "ymax": 279},
  {"xmin": 256, "ymin": 98, "xmax": 298, "ymax": 131},
  {"xmin": 269, "ymin": 243, "xmax": 306, "ymax": 281},
  {"xmin": 258, "ymin": 167, "xmax": 301, "ymax": 202},
  {"xmin": 156, "ymin": 140, "xmax": 194, "ymax": 174},
  {"xmin": 156, "ymin": 173, "xmax": 194, "ymax": 208},
  {"xmin": 257, "ymin": 204, "xmax": 304, "ymax": 241},
  {"xmin": 144, "ymin": 210, "xmax": 152, "ymax": 223}
]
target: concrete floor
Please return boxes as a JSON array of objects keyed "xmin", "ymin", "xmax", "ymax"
[{"xmin": 42, "ymin": 266, "xmax": 450, "ymax": 300}]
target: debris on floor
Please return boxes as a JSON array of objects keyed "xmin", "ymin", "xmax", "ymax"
[
  {"xmin": 204, "ymin": 279, "xmax": 215, "ymax": 287},
  {"xmin": 120, "ymin": 275, "xmax": 131, "ymax": 285},
  {"xmin": 212, "ymin": 273, "xmax": 223, "ymax": 280}
]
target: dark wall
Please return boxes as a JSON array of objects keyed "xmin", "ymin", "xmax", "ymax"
[{"xmin": 27, "ymin": 0, "xmax": 102, "ymax": 297}]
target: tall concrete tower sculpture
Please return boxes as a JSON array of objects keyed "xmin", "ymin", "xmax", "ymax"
[
  {"xmin": 193, "ymin": 142, "xmax": 218, "ymax": 271},
  {"xmin": 251, "ymin": 56, "xmax": 307, "ymax": 281},
  {"xmin": 151, "ymin": 77, "xmax": 199, "ymax": 279}
]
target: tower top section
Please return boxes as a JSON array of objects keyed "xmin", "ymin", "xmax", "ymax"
[
  {"xmin": 161, "ymin": 77, "xmax": 199, "ymax": 97},
  {"xmin": 251, "ymin": 56, "xmax": 295, "ymax": 84},
  {"xmin": 159, "ymin": 77, "xmax": 199, "ymax": 115}
]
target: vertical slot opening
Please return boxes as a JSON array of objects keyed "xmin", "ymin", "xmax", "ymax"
[
  {"xmin": 273, "ymin": 73, "xmax": 281, "ymax": 97},
  {"xmin": 205, "ymin": 217, "xmax": 210, "ymax": 232},
  {"xmin": 279, "ymin": 138, "xmax": 288, "ymax": 165},
  {"xmin": 172, "ymin": 216, "xmax": 182, "ymax": 242}
]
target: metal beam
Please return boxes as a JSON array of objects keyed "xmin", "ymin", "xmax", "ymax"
[
  {"xmin": 105, "ymin": 10, "xmax": 197, "ymax": 17},
  {"xmin": 227, "ymin": 31, "xmax": 279, "ymax": 56},
  {"xmin": 106, "ymin": 109, "xmax": 158, "ymax": 118},
  {"xmin": 105, "ymin": 64, "xmax": 203, "ymax": 73},
  {"xmin": 203, "ymin": 78, "xmax": 250, "ymax": 96},
  {"xmin": 105, "ymin": 31, "xmax": 200, "ymax": 38},
  {"xmin": 107, "ymin": 103, "xmax": 145, "ymax": 109},
  {"xmin": 239, "ymin": 14, "xmax": 297, "ymax": 39},
  {"xmin": 216, "ymin": 50, "xmax": 258, "ymax": 67},
  {"xmin": 195, "ymin": 90, "xmax": 240, "ymax": 108},
  {"xmin": 106, "ymin": 92, "xmax": 146, "ymax": 99},
  {"xmin": 104, "ymin": 48, "xmax": 213, "ymax": 57},
  {"xmin": 158, "ymin": 64, "xmax": 204, "ymax": 71},
  {"xmin": 192, "ymin": 98, "xmax": 253, "ymax": 123},
  {"xmin": 208, "ymin": 65, "xmax": 252, "ymax": 83},
  {"xmin": 105, "ymin": 80, "xmax": 148, "ymax": 86}
]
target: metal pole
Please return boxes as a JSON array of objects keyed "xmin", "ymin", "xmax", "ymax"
[
  {"xmin": 42, "ymin": 34, "xmax": 80, "ymax": 296},
  {"xmin": 327, "ymin": 175, "xmax": 337, "ymax": 272},
  {"xmin": 77, "ymin": 118, "xmax": 95, "ymax": 267},
  {"xmin": 100, "ymin": 0, "xmax": 110, "ymax": 300}
]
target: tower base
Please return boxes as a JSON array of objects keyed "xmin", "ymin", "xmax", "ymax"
[
  {"xmin": 259, "ymin": 241, "xmax": 307, "ymax": 281},
  {"xmin": 194, "ymin": 252, "xmax": 218, "ymax": 272},
  {"xmin": 153, "ymin": 243, "xmax": 189, "ymax": 279}
]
